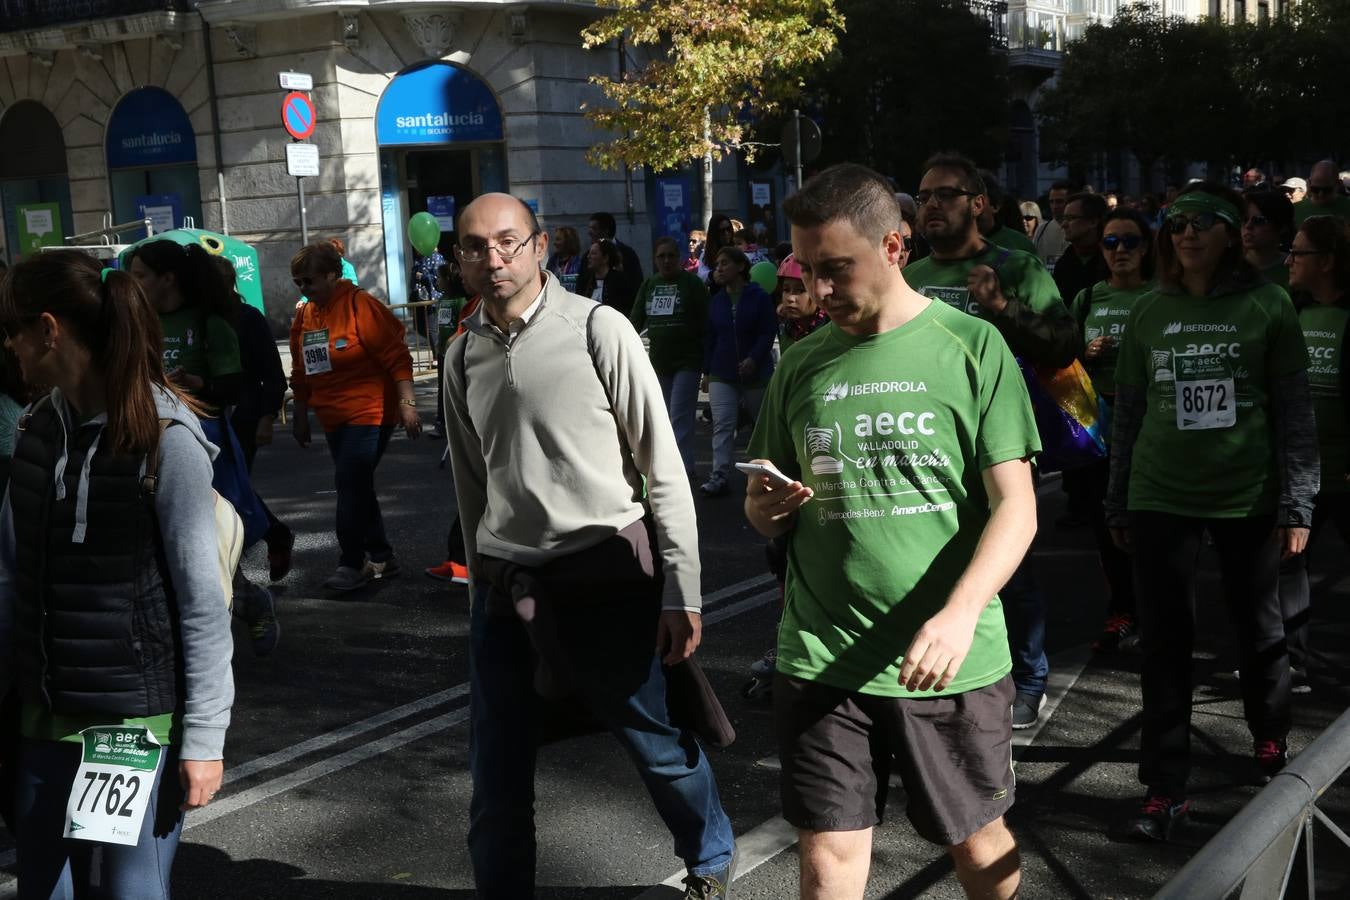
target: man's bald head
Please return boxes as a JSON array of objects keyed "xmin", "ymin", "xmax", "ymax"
[
  {"xmin": 1308, "ymin": 160, "xmax": 1342, "ymax": 208},
  {"xmin": 457, "ymin": 192, "xmax": 540, "ymax": 237},
  {"xmin": 455, "ymin": 192, "xmax": 548, "ymax": 309}
]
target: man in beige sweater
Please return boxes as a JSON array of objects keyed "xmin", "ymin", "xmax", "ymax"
[{"xmin": 443, "ymin": 193, "xmax": 735, "ymax": 899}]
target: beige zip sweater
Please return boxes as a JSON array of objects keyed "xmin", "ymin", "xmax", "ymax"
[{"xmin": 444, "ymin": 272, "xmax": 703, "ymax": 612}]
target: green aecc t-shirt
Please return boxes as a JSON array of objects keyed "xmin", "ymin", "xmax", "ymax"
[
  {"xmin": 1070, "ymin": 280, "xmax": 1150, "ymax": 396},
  {"xmin": 903, "ymin": 242, "xmax": 1067, "ymax": 323},
  {"xmin": 631, "ymin": 271, "xmax": 709, "ymax": 375},
  {"xmin": 1114, "ymin": 283, "xmax": 1308, "ymax": 517},
  {"xmin": 747, "ymin": 300, "xmax": 1040, "ymax": 698},
  {"xmin": 1301, "ymin": 303, "xmax": 1350, "ymax": 494},
  {"xmin": 159, "ymin": 308, "xmax": 242, "ymax": 382}
]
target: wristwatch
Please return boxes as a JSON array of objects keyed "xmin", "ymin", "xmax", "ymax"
[{"xmin": 398, "ymin": 398, "xmax": 417, "ymax": 407}]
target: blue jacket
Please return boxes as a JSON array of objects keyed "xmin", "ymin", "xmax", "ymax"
[{"xmin": 703, "ymin": 282, "xmax": 778, "ymax": 383}]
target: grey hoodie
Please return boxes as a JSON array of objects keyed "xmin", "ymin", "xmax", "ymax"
[{"xmin": 0, "ymin": 387, "xmax": 235, "ymax": 760}]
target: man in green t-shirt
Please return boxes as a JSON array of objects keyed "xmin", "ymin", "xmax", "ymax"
[
  {"xmin": 977, "ymin": 170, "xmax": 1038, "ymax": 256},
  {"xmin": 1294, "ymin": 160, "xmax": 1350, "ymax": 226},
  {"xmin": 746, "ymin": 163, "xmax": 1039, "ymax": 900},
  {"xmin": 631, "ymin": 236, "xmax": 711, "ymax": 477},
  {"xmin": 903, "ymin": 152, "xmax": 1076, "ymax": 730}
]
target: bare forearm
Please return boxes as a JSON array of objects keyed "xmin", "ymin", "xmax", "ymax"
[{"xmin": 945, "ymin": 489, "xmax": 1037, "ymax": 615}]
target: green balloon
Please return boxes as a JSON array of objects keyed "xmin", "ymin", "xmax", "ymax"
[
  {"xmin": 750, "ymin": 260, "xmax": 778, "ymax": 294},
  {"xmin": 408, "ymin": 212, "xmax": 441, "ymax": 257}
]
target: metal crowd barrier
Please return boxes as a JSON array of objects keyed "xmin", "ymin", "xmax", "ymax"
[
  {"xmin": 387, "ymin": 299, "xmax": 439, "ymax": 372},
  {"xmin": 1154, "ymin": 706, "xmax": 1350, "ymax": 899}
]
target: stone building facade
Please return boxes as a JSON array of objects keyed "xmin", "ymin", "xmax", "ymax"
[{"xmin": 0, "ymin": 1, "xmax": 756, "ymax": 327}]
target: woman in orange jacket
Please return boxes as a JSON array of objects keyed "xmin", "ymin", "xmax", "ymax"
[{"xmin": 288, "ymin": 241, "xmax": 421, "ymax": 592}]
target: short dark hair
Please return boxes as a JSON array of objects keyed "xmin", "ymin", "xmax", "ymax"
[
  {"xmin": 1067, "ymin": 192, "xmax": 1108, "ymax": 221},
  {"xmin": 979, "ymin": 169, "xmax": 1004, "ymax": 208},
  {"xmin": 591, "ymin": 238, "xmax": 624, "ymax": 272},
  {"xmin": 782, "ymin": 163, "xmax": 903, "ymax": 243},
  {"xmin": 1156, "ymin": 182, "xmax": 1255, "ymax": 291},
  {"xmin": 590, "ymin": 212, "xmax": 617, "ymax": 237},
  {"xmin": 1243, "ymin": 189, "xmax": 1295, "ymax": 243},
  {"xmin": 291, "ymin": 241, "xmax": 343, "ymax": 277},
  {"xmin": 1050, "ymin": 180, "xmax": 1076, "ymax": 194},
  {"xmin": 1299, "ymin": 215, "xmax": 1350, "ymax": 294},
  {"xmin": 921, "ymin": 152, "xmax": 985, "ymax": 196},
  {"xmin": 652, "ymin": 235, "xmax": 680, "ymax": 255}
]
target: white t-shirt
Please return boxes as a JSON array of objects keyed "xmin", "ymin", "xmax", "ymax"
[{"xmin": 591, "ymin": 278, "xmax": 605, "ymax": 304}]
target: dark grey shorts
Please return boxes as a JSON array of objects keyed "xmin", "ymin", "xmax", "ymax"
[{"xmin": 774, "ymin": 673, "xmax": 1016, "ymax": 846}]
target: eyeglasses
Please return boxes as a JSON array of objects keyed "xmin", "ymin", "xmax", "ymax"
[
  {"xmin": 1102, "ymin": 234, "xmax": 1143, "ymax": 251},
  {"xmin": 456, "ymin": 232, "xmax": 539, "ymax": 264},
  {"xmin": 1165, "ymin": 213, "xmax": 1222, "ymax": 234},
  {"xmin": 1244, "ymin": 215, "xmax": 1270, "ymax": 228},
  {"xmin": 1287, "ymin": 249, "xmax": 1329, "ymax": 258},
  {"xmin": 902, "ymin": 236, "xmax": 915, "ymax": 252},
  {"xmin": 915, "ymin": 187, "xmax": 976, "ymax": 206}
]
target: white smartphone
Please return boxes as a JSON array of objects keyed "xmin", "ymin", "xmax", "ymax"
[{"xmin": 735, "ymin": 461, "xmax": 795, "ymax": 489}]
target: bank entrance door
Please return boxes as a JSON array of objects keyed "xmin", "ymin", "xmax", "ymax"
[{"xmin": 375, "ymin": 61, "xmax": 506, "ymax": 303}]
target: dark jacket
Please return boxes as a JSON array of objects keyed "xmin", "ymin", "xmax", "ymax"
[
  {"xmin": 576, "ymin": 264, "xmax": 642, "ymax": 316},
  {"xmin": 9, "ymin": 398, "xmax": 180, "ymax": 718},
  {"xmin": 579, "ymin": 239, "xmax": 644, "ymax": 290},
  {"xmin": 703, "ymin": 281, "xmax": 778, "ymax": 383},
  {"xmin": 1053, "ymin": 248, "xmax": 1109, "ymax": 317},
  {"xmin": 231, "ymin": 304, "xmax": 288, "ymax": 427}
]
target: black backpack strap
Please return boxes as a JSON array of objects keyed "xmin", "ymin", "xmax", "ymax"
[{"xmin": 142, "ymin": 418, "xmax": 178, "ymax": 497}]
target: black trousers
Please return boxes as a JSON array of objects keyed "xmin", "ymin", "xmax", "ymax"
[
  {"xmin": 1130, "ymin": 511, "xmax": 1290, "ymax": 798},
  {"xmin": 1277, "ymin": 491, "xmax": 1350, "ymax": 669},
  {"xmin": 1067, "ymin": 459, "xmax": 1135, "ymax": 618}
]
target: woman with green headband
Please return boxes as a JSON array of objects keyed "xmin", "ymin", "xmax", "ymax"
[{"xmin": 1104, "ymin": 181, "xmax": 1317, "ymax": 843}]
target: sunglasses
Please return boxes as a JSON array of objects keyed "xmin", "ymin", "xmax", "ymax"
[
  {"xmin": 1022, "ymin": 215, "xmax": 1039, "ymax": 221},
  {"xmin": 915, "ymin": 187, "xmax": 976, "ymax": 206},
  {"xmin": 1308, "ymin": 185, "xmax": 1337, "ymax": 196},
  {"xmin": 1287, "ymin": 249, "xmax": 1329, "ymax": 258},
  {"xmin": 1102, "ymin": 234, "xmax": 1143, "ymax": 251},
  {"xmin": 1244, "ymin": 215, "xmax": 1270, "ymax": 228},
  {"xmin": 902, "ymin": 236, "xmax": 915, "ymax": 252},
  {"xmin": 1165, "ymin": 212, "xmax": 1223, "ymax": 234}
]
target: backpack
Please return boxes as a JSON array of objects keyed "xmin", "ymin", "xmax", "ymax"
[{"xmin": 144, "ymin": 419, "xmax": 244, "ymax": 611}]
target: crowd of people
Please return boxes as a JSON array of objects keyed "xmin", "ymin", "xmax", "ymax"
[{"xmin": 0, "ymin": 149, "xmax": 1347, "ymax": 899}]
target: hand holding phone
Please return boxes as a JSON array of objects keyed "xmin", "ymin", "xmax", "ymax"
[{"xmin": 735, "ymin": 461, "xmax": 795, "ymax": 489}]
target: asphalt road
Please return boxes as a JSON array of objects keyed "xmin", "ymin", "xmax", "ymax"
[{"xmin": 1, "ymin": 374, "xmax": 1348, "ymax": 899}]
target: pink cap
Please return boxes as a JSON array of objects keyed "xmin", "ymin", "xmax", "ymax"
[{"xmin": 777, "ymin": 254, "xmax": 802, "ymax": 280}]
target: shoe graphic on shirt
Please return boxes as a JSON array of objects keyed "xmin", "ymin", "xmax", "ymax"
[{"xmin": 806, "ymin": 425, "xmax": 843, "ymax": 475}]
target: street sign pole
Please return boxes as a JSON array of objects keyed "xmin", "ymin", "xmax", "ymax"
[
  {"xmin": 794, "ymin": 109, "xmax": 803, "ymax": 192},
  {"xmin": 297, "ymin": 171, "xmax": 309, "ymax": 246}
]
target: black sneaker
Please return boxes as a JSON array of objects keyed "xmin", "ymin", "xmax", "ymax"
[
  {"xmin": 1254, "ymin": 739, "xmax": 1288, "ymax": 783},
  {"xmin": 1116, "ymin": 794, "xmax": 1189, "ymax": 842},
  {"xmin": 1011, "ymin": 692, "xmax": 1045, "ymax": 730},
  {"xmin": 682, "ymin": 851, "xmax": 734, "ymax": 899}
]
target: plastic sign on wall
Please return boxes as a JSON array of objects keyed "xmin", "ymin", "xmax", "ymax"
[
  {"xmin": 17, "ymin": 202, "xmax": 63, "ymax": 254},
  {"xmin": 106, "ymin": 87, "xmax": 197, "ymax": 169},
  {"xmin": 376, "ymin": 62, "xmax": 503, "ymax": 146}
]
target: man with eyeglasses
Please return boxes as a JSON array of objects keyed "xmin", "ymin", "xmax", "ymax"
[
  {"xmin": 903, "ymin": 152, "xmax": 1077, "ymax": 732},
  {"xmin": 1032, "ymin": 180, "xmax": 1074, "ymax": 272},
  {"xmin": 1280, "ymin": 177, "xmax": 1307, "ymax": 204},
  {"xmin": 1294, "ymin": 160, "xmax": 1350, "ymax": 226},
  {"xmin": 442, "ymin": 193, "xmax": 736, "ymax": 899},
  {"xmin": 1052, "ymin": 193, "xmax": 1110, "ymax": 315}
]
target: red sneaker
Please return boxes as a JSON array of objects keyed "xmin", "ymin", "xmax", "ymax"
[{"xmin": 425, "ymin": 560, "xmax": 469, "ymax": 584}]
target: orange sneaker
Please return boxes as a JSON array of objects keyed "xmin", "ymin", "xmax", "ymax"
[{"xmin": 425, "ymin": 560, "xmax": 469, "ymax": 584}]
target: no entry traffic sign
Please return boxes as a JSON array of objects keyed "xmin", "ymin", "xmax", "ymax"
[{"xmin": 282, "ymin": 91, "xmax": 315, "ymax": 140}]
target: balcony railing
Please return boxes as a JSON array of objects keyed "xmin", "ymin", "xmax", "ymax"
[
  {"xmin": 0, "ymin": 0, "xmax": 189, "ymax": 33},
  {"xmin": 969, "ymin": 0, "xmax": 1010, "ymax": 48}
]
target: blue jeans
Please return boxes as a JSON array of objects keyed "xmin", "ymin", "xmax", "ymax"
[
  {"xmin": 324, "ymin": 424, "xmax": 394, "ymax": 569},
  {"xmin": 14, "ymin": 739, "xmax": 183, "ymax": 900},
  {"xmin": 467, "ymin": 585, "xmax": 734, "ymax": 897},
  {"xmin": 1003, "ymin": 555, "xmax": 1048, "ymax": 698},
  {"xmin": 707, "ymin": 380, "xmax": 765, "ymax": 477},
  {"xmin": 659, "ymin": 370, "xmax": 701, "ymax": 477}
]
